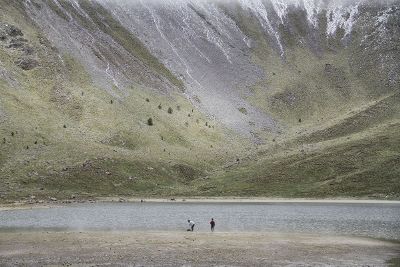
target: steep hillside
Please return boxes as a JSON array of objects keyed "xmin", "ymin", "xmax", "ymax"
[{"xmin": 0, "ymin": 0, "xmax": 399, "ymax": 202}]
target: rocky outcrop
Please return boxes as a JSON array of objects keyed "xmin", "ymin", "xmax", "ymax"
[
  {"xmin": 0, "ymin": 22, "xmax": 39, "ymax": 71},
  {"xmin": 0, "ymin": 23, "xmax": 23, "ymax": 40},
  {"xmin": 15, "ymin": 57, "xmax": 39, "ymax": 70}
]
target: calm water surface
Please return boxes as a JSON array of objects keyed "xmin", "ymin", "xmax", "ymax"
[{"xmin": 0, "ymin": 202, "xmax": 399, "ymax": 240}]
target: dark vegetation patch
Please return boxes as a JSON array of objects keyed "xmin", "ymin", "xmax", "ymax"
[
  {"xmin": 238, "ymin": 107, "xmax": 248, "ymax": 115},
  {"xmin": 172, "ymin": 164, "xmax": 203, "ymax": 183}
]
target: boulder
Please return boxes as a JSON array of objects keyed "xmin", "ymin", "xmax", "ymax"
[
  {"xmin": 15, "ymin": 57, "xmax": 39, "ymax": 70},
  {"xmin": 324, "ymin": 63, "xmax": 334, "ymax": 73},
  {"xmin": 5, "ymin": 25, "xmax": 23, "ymax": 37},
  {"xmin": 0, "ymin": 32, "xmax": 6, "ymax": 41}
]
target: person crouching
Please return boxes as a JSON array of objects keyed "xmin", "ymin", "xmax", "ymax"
[{"xmin": 187, "ymin": 219, "xmax": 195, "ymax": 231}]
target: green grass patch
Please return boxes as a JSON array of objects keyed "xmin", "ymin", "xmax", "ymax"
[{"xmin": 195, "ymin": 123, "xmax": 400, "ymax": 198}]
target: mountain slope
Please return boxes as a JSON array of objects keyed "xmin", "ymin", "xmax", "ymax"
[{"xmin": 0, "ymin": 0, "xmax": 399, "ymax": 202}]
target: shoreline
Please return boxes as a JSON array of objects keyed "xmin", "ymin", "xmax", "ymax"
[
  {"xmin": 99, "ymin": 197, "xmax": 400, "ymax": 204},
  {"xmin": 0, "ymin": 231, "xmax": 398, "ymax": 266},
  {"xmin": 1, "ymin": 197, "xmax": 400, "ymax": 211}
]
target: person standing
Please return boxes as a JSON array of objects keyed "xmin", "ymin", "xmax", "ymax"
[
  {"xmin": 188, "ymin": 219, "xmax": 195, "ymax": 232},
  {"xmin": 210, "ymin": 218, "xmax": 215, "ymax": 232}
]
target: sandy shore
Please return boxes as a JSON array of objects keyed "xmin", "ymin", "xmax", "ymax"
[
  {"xmin": 0, "ymin": 231, "xmax": 399, "ymax": 266},
  {"xmin": 1, "ymin": 197, "xmax": 399, "ymax": 211}
]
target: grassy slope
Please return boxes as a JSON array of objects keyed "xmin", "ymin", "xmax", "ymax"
[
  {"xmin": 0, "ymin": 1, "xmax": 399, "ymax": 202},
  {"xmin": 0, "ymin": 1, "xmax": 249, "ymax": 202},
  {"xmin": 194, "ymin": 121, "xmax": 400, "ymax": 199},
  {"xmin": 203, "ymin": 4, "xmax": 400, "ymax": 199}
]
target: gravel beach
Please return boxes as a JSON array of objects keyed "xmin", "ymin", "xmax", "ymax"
[{"xmin": 0, "ymin": 231, "xmax": 399, "ymax": 266}]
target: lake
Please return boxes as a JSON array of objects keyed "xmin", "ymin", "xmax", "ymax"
[{"xmin": 0, "ymin": 202, "xmax": 399, "ymax": 240}]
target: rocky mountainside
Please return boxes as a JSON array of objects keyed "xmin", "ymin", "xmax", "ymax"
[{"xmin": 0, "ymin": 0, "xmax": 399, "ymax": 202}]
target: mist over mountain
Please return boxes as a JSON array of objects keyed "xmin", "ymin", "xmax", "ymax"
[{"xmin": 0, "ymin": 0, "xmax": 399, "ymax": 202}]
